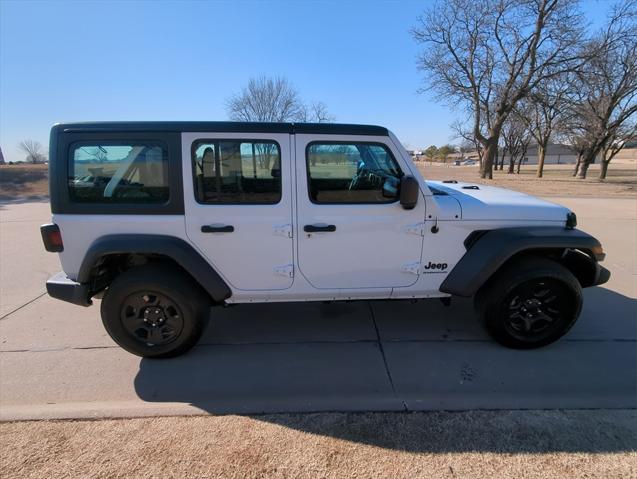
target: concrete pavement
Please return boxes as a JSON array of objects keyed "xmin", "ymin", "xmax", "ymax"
[{"xmin": 0, "ymin": 198, "xmax": 635, "ymax": 420}]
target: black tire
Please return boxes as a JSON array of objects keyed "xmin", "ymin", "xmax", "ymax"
[
  {"xmin": 475, "ymin": 256, "xmax": 582, "ymax": 349},
  {"xmin": 100, "ymin": 263, "xmax": 211, "ymax": 358}
]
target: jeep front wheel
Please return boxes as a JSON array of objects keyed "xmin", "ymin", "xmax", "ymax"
[
  {"xmin": 100, "ymin": 264, "xmax": 211, "ymax": 358},
  {"xmin": 476, "ymin": 257, "xmax": 583, "ymax": 349}
]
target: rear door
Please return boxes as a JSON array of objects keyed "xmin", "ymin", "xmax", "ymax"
[
  {"xmin": 295, "ymin": 134, "xmax": 426, "ymax": 291},
  {"xmin": 182, "ymin": 132, "xmax": 294, "ymax": 291}
]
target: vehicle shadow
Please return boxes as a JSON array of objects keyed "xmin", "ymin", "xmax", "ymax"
[
  {"xmin": 133, "ymin": 287, "xmax": 637, "ymax": 453},
  {"xmin": 248, "ymin": 409, "xmax": 636, "ymax": 454}
]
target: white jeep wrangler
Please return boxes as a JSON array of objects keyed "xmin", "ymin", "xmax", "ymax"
[{"xmin": 41, "ymin": 122, "xmax": 609, "ymax": 358}]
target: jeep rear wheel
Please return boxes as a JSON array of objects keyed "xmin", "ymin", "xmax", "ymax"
[
  {"xmin": 476, "ymin": 257, "xmax": 582, "ymax": 349},
  {"xmin": 100, "ymin": 264, "xmax": 211, "ymax": 358}
]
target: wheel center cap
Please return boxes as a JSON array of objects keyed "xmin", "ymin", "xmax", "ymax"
[
  {"xmin": 524, "ymin": 298, "xmax": 542, "ymax": 309},
  {"xmin": 143, "ymin": 307, "xmax": 165, "ymax": 325}
]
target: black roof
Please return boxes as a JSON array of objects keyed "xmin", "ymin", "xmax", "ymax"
[{"xmin": 53, "ymin": 121, "xmax": 389, "ymax": 136}]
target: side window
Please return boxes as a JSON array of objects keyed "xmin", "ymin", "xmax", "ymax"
[
  {"xmin": 306, "ymin": 142, "xmax": 403, "ymax": 203},
  {"xmin": 69, "ymin": 142, "xmax": 169, "ymax": 203},
  {"xmin": 192, "ymin": 140, "xmax": 281, "ymax": 204}
]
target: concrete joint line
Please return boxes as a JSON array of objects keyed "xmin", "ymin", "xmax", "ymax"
[
  {"xmin": 367, "ymin": 301, "xmax": 408, "ymax": 411},
  {"xmin": 0, "ymin": 292, "xmax": 47, "ymax": 321}
]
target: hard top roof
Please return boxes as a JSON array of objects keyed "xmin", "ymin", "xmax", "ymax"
[{"xmin": 53, "ymin": 121, "xmax": 389, "ymax": 136}]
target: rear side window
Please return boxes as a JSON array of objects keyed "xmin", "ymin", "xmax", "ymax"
[
  {"xmin": 192, "ymin": 140, "xmax": 281, "ymax": 204},
  {"xmin": 69, "ymin": 142, "xmax": 169, "ymax": 203},
  {"xmin": 306, "ymin": 142, "xmax": 402, "ymax": 203}
]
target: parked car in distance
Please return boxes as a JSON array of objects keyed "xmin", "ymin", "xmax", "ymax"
[{"xmin": 41, "ymin": 122, "xmax": 609, "ymax": 357}]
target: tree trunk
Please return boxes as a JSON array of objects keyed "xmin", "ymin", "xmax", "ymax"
[
  {"xmin": 572, "ymin": 155, "xmax": 581, "ymax": 177},
  {"xmin": 507, "ymin": 155, "xmax": 515, "ymax": 173},
  {"xmin": 480, "ymin": 139, "xmax": 498, "ymax": 179},
  {"xmin": 516, "ymin": 158, "xmax": 522, "ymax": 174},
  {"xmin": 499, "ymin": 148, "xmax": 506, "ymax": 171},
  {"xmin": 598, "ymin": 146, "xmax": 613, "ymax": 180},
  {"xmin": 577, "ymin": 161, "xmax": 590, "ymax": 178},
  {"xmin": 577, "ymin": 149, "xmax": 597, "ymax": 179},
  {"xmin": 536, "ymin": 142, "xmax": 547, "ymax": 178}
]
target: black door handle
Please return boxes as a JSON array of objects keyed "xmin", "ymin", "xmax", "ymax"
[
  {"xmin": 304, "ymin": 224, "xmax": 336, "ymax": 233},
  {"xmin": 201, "ymin": 224, "xmax": 234, "ymax": 233}
]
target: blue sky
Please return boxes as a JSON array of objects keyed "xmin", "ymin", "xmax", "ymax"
[{"xmin": 0, "ymin": 0, "xmax": 611, "ymax": 162}]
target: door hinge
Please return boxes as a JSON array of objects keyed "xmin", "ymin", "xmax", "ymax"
[
  {"xmin": 274, "ymin": 264, "xmax": 294, "ymax": 278},
  {"xmin": 274, "ymin": 224, "xmax": 293, "ymax": 238},
  {"xmin": 400, "ymin": 262, "xmax": 421, "ymax": 275},
  {"xmin": 405, "ymin": 223, "xmax": 425, "ymax": 236}
]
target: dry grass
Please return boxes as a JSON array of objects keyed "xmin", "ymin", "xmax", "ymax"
[
  {"xmin": 419, "ymin": 162, "xmax": 637, "ymax": 198},
  {"xmin": 0, "ymin": 164, "xmax": 48, "ymax": 200},
  {"xmin": 1, "ymin": 410, "xmax": 635, "ymax": 479}
]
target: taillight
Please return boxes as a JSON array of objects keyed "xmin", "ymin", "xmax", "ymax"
[{"xmin": 40, "ymin": 223, "xmax": 64, "ymax": 252}]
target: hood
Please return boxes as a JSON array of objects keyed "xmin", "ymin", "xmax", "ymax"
[{"xmin": 427, "ymin": 180, "xmax": 569, "ymax": 223}]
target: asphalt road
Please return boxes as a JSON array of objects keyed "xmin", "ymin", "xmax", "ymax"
[{"xmin": 0, "ymin": 198, "xmax": 635, "ymax": 420}]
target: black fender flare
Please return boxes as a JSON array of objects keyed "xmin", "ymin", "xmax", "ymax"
[
  {"xmin": 439, "ymin": 227, "xmax": 604, "ymax": 297},
  {"xmin": 78, "ymin": 234, "xmax": 232, "ymax": 302}
]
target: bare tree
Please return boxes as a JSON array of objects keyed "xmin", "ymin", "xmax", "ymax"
[
  {"xmin": 600, "ymin": 122, "xmax": 637, "ymax": 178},
  {"xmin": 299, "ymin": 101, "xmax": 335, "ymax": 123},
  {"xmin": 18, "ymin": 140, "xmax": 46, "ymax": 163},
  {"xmin": 554, "ymin": 120, "xmax": 591, "ymax": 177},
  {"xmin": 451, "ymin": 119, "xmax": 484, "ymax": 168},
  {"xmin": 413, "ymin": 0, "xmax": 584, "ymax": 179},
  {"xmin": 517, "ymin": 76, "xmax": 570, "ymax": 177},
  {"xmin": 517, "ymin": 133, "xmax": 533, "ymax": 174},
  {"xmin": 501, "ymin": 112, "xmax": 533, "ymax": 174},
  {"xmin": 569, "ymin": 0, "xmax": 637, "ymax": 179},
  {"xmin": 226, "ymin": 76, "xmax": 333, "ymax": 123}
]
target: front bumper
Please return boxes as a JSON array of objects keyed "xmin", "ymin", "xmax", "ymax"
[
  {"xmin": 593, "ymin": 263, "xmax": 611, "ymax": 287},
  {"xmin": 46, "ymin": 272, "xmax": 92, "ymax": 306}
]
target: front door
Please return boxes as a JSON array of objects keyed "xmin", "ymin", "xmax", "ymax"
[
  {"xmin": 295, "ymin": 135, "xmax": 426, "ymax": 291},
  {"xmin": 183, "ymin": 132, "xmax": 293, "ymax": 291}
]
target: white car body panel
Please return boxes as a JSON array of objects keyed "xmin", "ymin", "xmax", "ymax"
[
  {"xmin": 294, "ymin": 133, "xmax": 427, "ymax": 291},
  {"xmin": 427, "ymin": 180, "xmax": 569, "ymax": 222},
  {"xmin": 52, "ymin": 214, "xmax": 188, "ymax": 281},
  {"xmin": 181, "ymin": 132, "xmax": 295, "ymax": 291}
]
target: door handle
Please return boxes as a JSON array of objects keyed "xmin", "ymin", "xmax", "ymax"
[
  {"xmin": 201, "ymin": 224, "xmax": 234, "ymax": 233},
  {"xmin": 304, "ymin": 224, "xmax": 336, "ymax": 233}
]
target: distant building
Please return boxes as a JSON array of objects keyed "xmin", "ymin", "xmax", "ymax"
[
  {"xmin": 504, "ymin": 143, "xmax": 636, "ymax": 165},
  {"xmin": 0, "ymin": 147, "xmax": 4, "ymax": 165},
  {"xmin": 502, "ymin": 143, "xmax": 578, "ymax": 165}
]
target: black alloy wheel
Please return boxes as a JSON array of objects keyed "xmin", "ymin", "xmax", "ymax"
[
  {"xmin": 476, "ymin": 256, "xmax": 583, "ymax": 349},
  {"xmin": 101, "ymin": 263, "xmax": 211, "ymax": 358},
  {"xmin": 120, "ymin": 291, "xmax": 185, "ymax": 346},
  {"xmin": 502, "ymin": 278, "xmax": 573, "ymax": 342}
]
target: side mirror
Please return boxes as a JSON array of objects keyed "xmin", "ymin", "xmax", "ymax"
[{"xmin": 399, "ymin": 175, "xmax": 419, "ymax": 210}]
